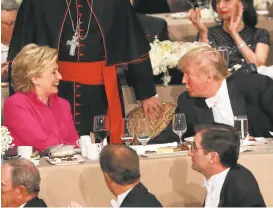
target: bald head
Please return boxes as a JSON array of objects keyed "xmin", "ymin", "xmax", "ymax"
[{"xmin": 99, "ymin": 144, "xmax": 140, "ymax": 185}]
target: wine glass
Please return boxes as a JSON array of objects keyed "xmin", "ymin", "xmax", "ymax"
[
  {"xmin": 234, "ymin": 115, "xmax": 248, "ymax": 147},
  {"xmin": 93, "ymin": 115, "xmax": 110, "ymax": 149},
  {"xmin": 172, "ymin": 113, "xmax": 187, "ymax": 146},
  {"xmin": 135, "ymin": 118, "xmax": 152, "ymax": 146},
  {"xmin": 218, "ymin": 46, "xmax": 229, "ymax": 67},
  {"xmin": 121, "ymin": 118, "xmax": 134, "ymax": 146},
  {"xmin": 187, "ymin": 0, "xmax": 198, "ymax": 9},
  {"xmin": 197, "ymin": 0, "xmax": 210, "ymax": 9}
]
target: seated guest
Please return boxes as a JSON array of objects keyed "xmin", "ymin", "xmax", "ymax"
[
  {"xmin": 189, "ymin": 0, "xmax": 270, "ymax": 67},
  {"xmin": 100, "ymin": 144, "xmax": 162, "ymax": 207},
  {"xmin": 1, "ymin": 158, "xmax": 47, "ymax": 207},
  {"xmin": 133, "ymin": 0, "xmax": 171, "ymax": 14},
  {"xmin": 4, "ymin": 44, "xmax": 79, "ymax": 151},
  {"xmin": 189, "ymin": 123, "xmax": 266, "ymax": 207},
  {"xmin": 1, "ymin": 0, "xmax": 19, "ymax": 81},
  {"xmin": 150, "ymin": 46, "xmax": 273, "ymax": 144}
]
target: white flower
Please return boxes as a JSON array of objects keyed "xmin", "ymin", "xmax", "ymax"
[
  {"xmin": 1, "ymin": 126, "xmax": 14, "ymax": 156},
  {"xmin": 254, "ymin": 0, "xmax": 273, "ymax": 7},
  {"xmin": 149, "ymin": 36, "xmax": 211, "ymax": 85}
]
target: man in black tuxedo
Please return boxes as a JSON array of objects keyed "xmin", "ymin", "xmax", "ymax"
[
  {"xmin": 1, "ymin": 158, "xmax": 47, "ymax": 207},
  {"xmin": 189, "ymin": 123, "xmax": 266, "ymax": 207},
  {"xmin": 99, "ymin": 144, "xmax": 162, "ymax": 207},
  {"xmin": 150, "ymin": 46, "xmax": 273, "ymax": 144}
]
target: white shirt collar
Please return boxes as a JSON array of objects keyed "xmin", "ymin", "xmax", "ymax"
[
  {"xmin": 110, "ymin": 187, "xmax": 134, "ymax": 208},
  {"xmin": 205, "ymin": 79, "xmax": 227, "ymax": 108},
  {"xmin": 18, "ymin": 203, "xmax": 27, "ymax": 208},
  {"xmin": 204, "ymin": 167, "xmax": 230, "ymax": 193}
]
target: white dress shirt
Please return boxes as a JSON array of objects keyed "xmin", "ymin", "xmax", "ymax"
[
  {"xmin": 1, "ymin": 43, "xmax": 9, "ymax": 64},
  {"xmin": 18, "ymin": 203, "xmax": 26, "ymax": 208},
  {"xmin": 205, "ymin": 79, "xmax": 234, "ymax": 126},
  {"xmin": 204, "ymin": 168, "xmax": 230, "ymax": 208},
  {"xmin": 110, "ymin": 187, "xmax": 134, "ymax": 208}
]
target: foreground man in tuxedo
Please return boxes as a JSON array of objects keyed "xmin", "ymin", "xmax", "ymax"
[
  {"xmin": 189, "ymin": 123, "xmax": 266, "ymax": 207},
  {"xmin": 100, "ymin": 144, "xmax": 162, "ymax": 207},
  {"xmin": 1, "ymin": 158, "xmax": 47, "ymax": 207},
  {"xmin": 150, "ymin": 46, "xmax": 273, "ymax": 144}
]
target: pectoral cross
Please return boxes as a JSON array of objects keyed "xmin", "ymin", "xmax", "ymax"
[{"xmin": 66, "ymin": 32, "xmax": 79, "ymax": 56}]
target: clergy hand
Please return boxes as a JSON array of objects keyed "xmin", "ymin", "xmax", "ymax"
[{"xmin": 141, "ymin": 95, "xmax": 164, "ymax": 119}]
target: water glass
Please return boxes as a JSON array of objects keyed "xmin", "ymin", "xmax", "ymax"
[
  {"xmin": 121, "ymin": 118, "xmax": 134, "ymax": 146},
  {"xmin": 135, "ymin": 118, "xmax": 152, "ymax": 146},
  {"xmin": 234, "ymin": 115, "xmax": 248, "ymax": 142},
  {"xmin": 172, "ymin": 113, "xmax": 187, "ymax": 146},
  {"xmin": 218, "ymin": 46, "xmax": 229, "ymax": 67}
]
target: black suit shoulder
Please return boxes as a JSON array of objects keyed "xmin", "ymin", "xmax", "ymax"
[
  {"xmin": 25, "ymin": 196, "xmax": 47, "ymax": 207},
  {"xmin": 121, "ymin": 183, "xmax": 162, "ymax": 207},
  {"xmin": 220, "ymin": 164, "xmax": 266, "ymax": 207}
]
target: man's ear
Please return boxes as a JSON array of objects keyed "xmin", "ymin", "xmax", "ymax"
[
  {"xmin": 209, "ymin": 151, "xmax": 220, "ymax": 165},
  {"xmin": 16, "ymin": 185, "xmax": 29, "ymax": 200},
  {"xmin": 103, "ymin": 172, "xmax": 112, "ymax": 183}
]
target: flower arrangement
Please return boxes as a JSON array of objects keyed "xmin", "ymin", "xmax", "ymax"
[
  {"xmin": 149, "ymin": 36, "xmax": 210, "ymax": 85},
  {"xmin": 254, "ymin": 0, "xmax": 273, "ymax": 10},
  {"xmin": 1, "ymin": 126, "xmax": 14, "ymax": 156}
]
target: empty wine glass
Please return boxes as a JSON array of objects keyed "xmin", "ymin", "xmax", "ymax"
[
  {"xmin": 218, "ymin": 46, "xmax": 229, "ymax": 67},
  {"xmin": 121, "ymin": 118, "xmax": 134, "ymax": 146},
  {"xmin": 172, "ymin": 113, "xmax": 187, "ymax": 146},
  {"xmin": 135, "ymin": 118, "xmax": 152, "ymax": 146},
  {"xmin": 234, "ymin": 115, "xmax": 248, "ymax": 146},
  {"xmin": 187, "ymin": 0, "xmax": 198, "ymax": 8},
  {"xmin": 93, "ymin": 115, "xmax": 110, "ymax": 149}
]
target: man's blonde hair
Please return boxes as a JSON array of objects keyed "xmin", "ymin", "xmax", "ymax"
[
  {"xmin": 12, "ymin": 44, "xmax": 58, "ymax": 93},
  {"xmin": 179, "ymin": 46, "xmax": 230, "ymax": 80}
]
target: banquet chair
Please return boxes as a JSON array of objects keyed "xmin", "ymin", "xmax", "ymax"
[{"xmin": 127, "ymin": 102, "xmax": 177, "ymax": 145}]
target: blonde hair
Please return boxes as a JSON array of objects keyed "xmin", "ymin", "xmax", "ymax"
[
  {"xmin": 12, "ymin": 44, "xmax": 58, "ymax": 93},
  {"xmin": 179, "ymin": 46, "xmax": 230, "ymax": 81}
]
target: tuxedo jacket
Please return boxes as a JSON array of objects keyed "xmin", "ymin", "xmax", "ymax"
[
  {"xmin": 25, "ymin": 196, "xmax": 47, "ymax": 207},
  {"xmin": 150, "ymin": 72, "xmax": 273, "ymax": 144},
  {"xmin": 133, "ymin": 0, "xmax": 170, "ymax": 14},
  {"xmin": 120, "ymin": 182, "xmax": 162, "ymax": 207},
  {"xmin": 216, "ymin": 164, "xmax": 266, "ymax": 207},
  {"xmin": 137, "ymin": 13, "xmax": 169, "ymax": 42}
]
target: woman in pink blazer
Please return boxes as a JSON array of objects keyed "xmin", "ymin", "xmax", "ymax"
[{"xmin": 4, "ymin": 44, "xmax": 79, "ymax": 151}]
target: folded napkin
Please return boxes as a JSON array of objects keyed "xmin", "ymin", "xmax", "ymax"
[{"xmin": 130, "ymin": 142, "xmax": 178, "ymax": 155}]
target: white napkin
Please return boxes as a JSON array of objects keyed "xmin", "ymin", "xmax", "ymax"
[
  {"xmin": 257, "ymin": 65, "xmax": 273, "ymax": 80},
  {"xmin": 129, "ymin": 142, "xmax": 178, "ymax": 155},
  {"xmin": 269, "ymin": 131, "xmax": 273, "ymax": 136}
]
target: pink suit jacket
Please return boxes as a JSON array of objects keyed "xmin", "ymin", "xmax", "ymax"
[{"xmin": 4, "ymin": 91, "xmax": 79, "ymax": 151}]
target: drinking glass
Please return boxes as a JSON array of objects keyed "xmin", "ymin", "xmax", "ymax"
[
  {"xmin": 234, "ymin": 115, "xmax": 248, "ymax": 145},
  {"xmin": 172, "ymin": 113, "xmax": 187, "ymax": 146},
  {"xmin": 218, "ymin": 46, "xmax": 229, "ymax": 67},
  {"xmin": 93, "ymin": 115, "xmax": 110, "ymax": 149},
  {"xmin": 121, "ymin": 118, "xmax": 134, "ymax": 146},
  {"xmin": 135, "ymin": 118, "xmax": 152, "ymax": 146},
  {"xmin": 197, "ymin": 0, "xmax": 210, "ymax": 9},
  {"xmin": 187, "ymin": 0, "xmax": 198, "ymax": 8}
]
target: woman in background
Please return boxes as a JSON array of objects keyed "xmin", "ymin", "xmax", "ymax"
[
  {"xmin": 189, "ymin": 0, "xmax": 270, "ymax": 67},
  {"xmin": 4, "ymin": 44, "xmax": 79, "ymax": 151}
]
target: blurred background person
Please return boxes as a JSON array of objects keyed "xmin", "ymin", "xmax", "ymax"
[
  {"xmin": 4, "ymin": 44, "xmax": 79, "ymax": 151},
  {"xmin": 1, "ymin": 158, "xmax": 47, "ymax": 207},
  {"xmin": 100, "ymin": 144, "xmax": 162, "ymax": 207},
  {"xmin": 189, "ymin": 0, "xmax": 270, "ymax": 67},
  {"xmin": 151, "ymin": 46, "xmax": 273, "ymax": 144},
  {"xmin": 189, "ymin": 124, "xmax": 266, "ymax": 207},
  {"xmin": 1, "ymin": 0, "xmax": 19, "ymax": 81}
]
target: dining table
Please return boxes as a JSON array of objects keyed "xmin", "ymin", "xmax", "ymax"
[{"xmin": 37, "ymin": 142, "xmax": 273, "ymax": 207}]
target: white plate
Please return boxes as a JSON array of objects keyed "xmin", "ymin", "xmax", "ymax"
[
  {"xmin": 170, "ymin": 12, "xmax": 189, "ymax": 19},
  {"xmin": 46, "ymin": 154, "xmax": 85, "ymax": 166},
  {"xmin": 141, "ymin": 151, "xmax": 188, "ymax": 158},
  {"xmin": 184, "ymin": 137, "xmax": 194, "ymax": 142}
]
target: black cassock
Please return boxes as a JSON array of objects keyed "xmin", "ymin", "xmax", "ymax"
[{"xmin": 8, "ymin": 0, "xmax": 156, "ymax": 138}]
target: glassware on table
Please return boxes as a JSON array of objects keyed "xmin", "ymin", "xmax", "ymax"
[
  {"xmin": 135, "ymin": 118, "xmax": 152, "ymax": 146},
  {"xmin": 93, "ymin": 115, "xmax": 110, "ymax": 149},
  {"xmin": 218, "ymin": 46, "xmax": 229, "ymax": 67},
  {"xmin": 172, "ymin": 113, "xmax": 187, "ymax": 146},
  {"xmin": 187, "ymin": 0, "xmax": 198, "ymax": 8},
  {"xmin": 121, "ymin": 118, "xmax": 134, "ymax": 146},
  {"xmin": 197, "ymin": 0, "xmax": 210, "ymax": 9},
  {"xmin": 234, "ymin": 115, "xmax": 249, "ymax": 144}
]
